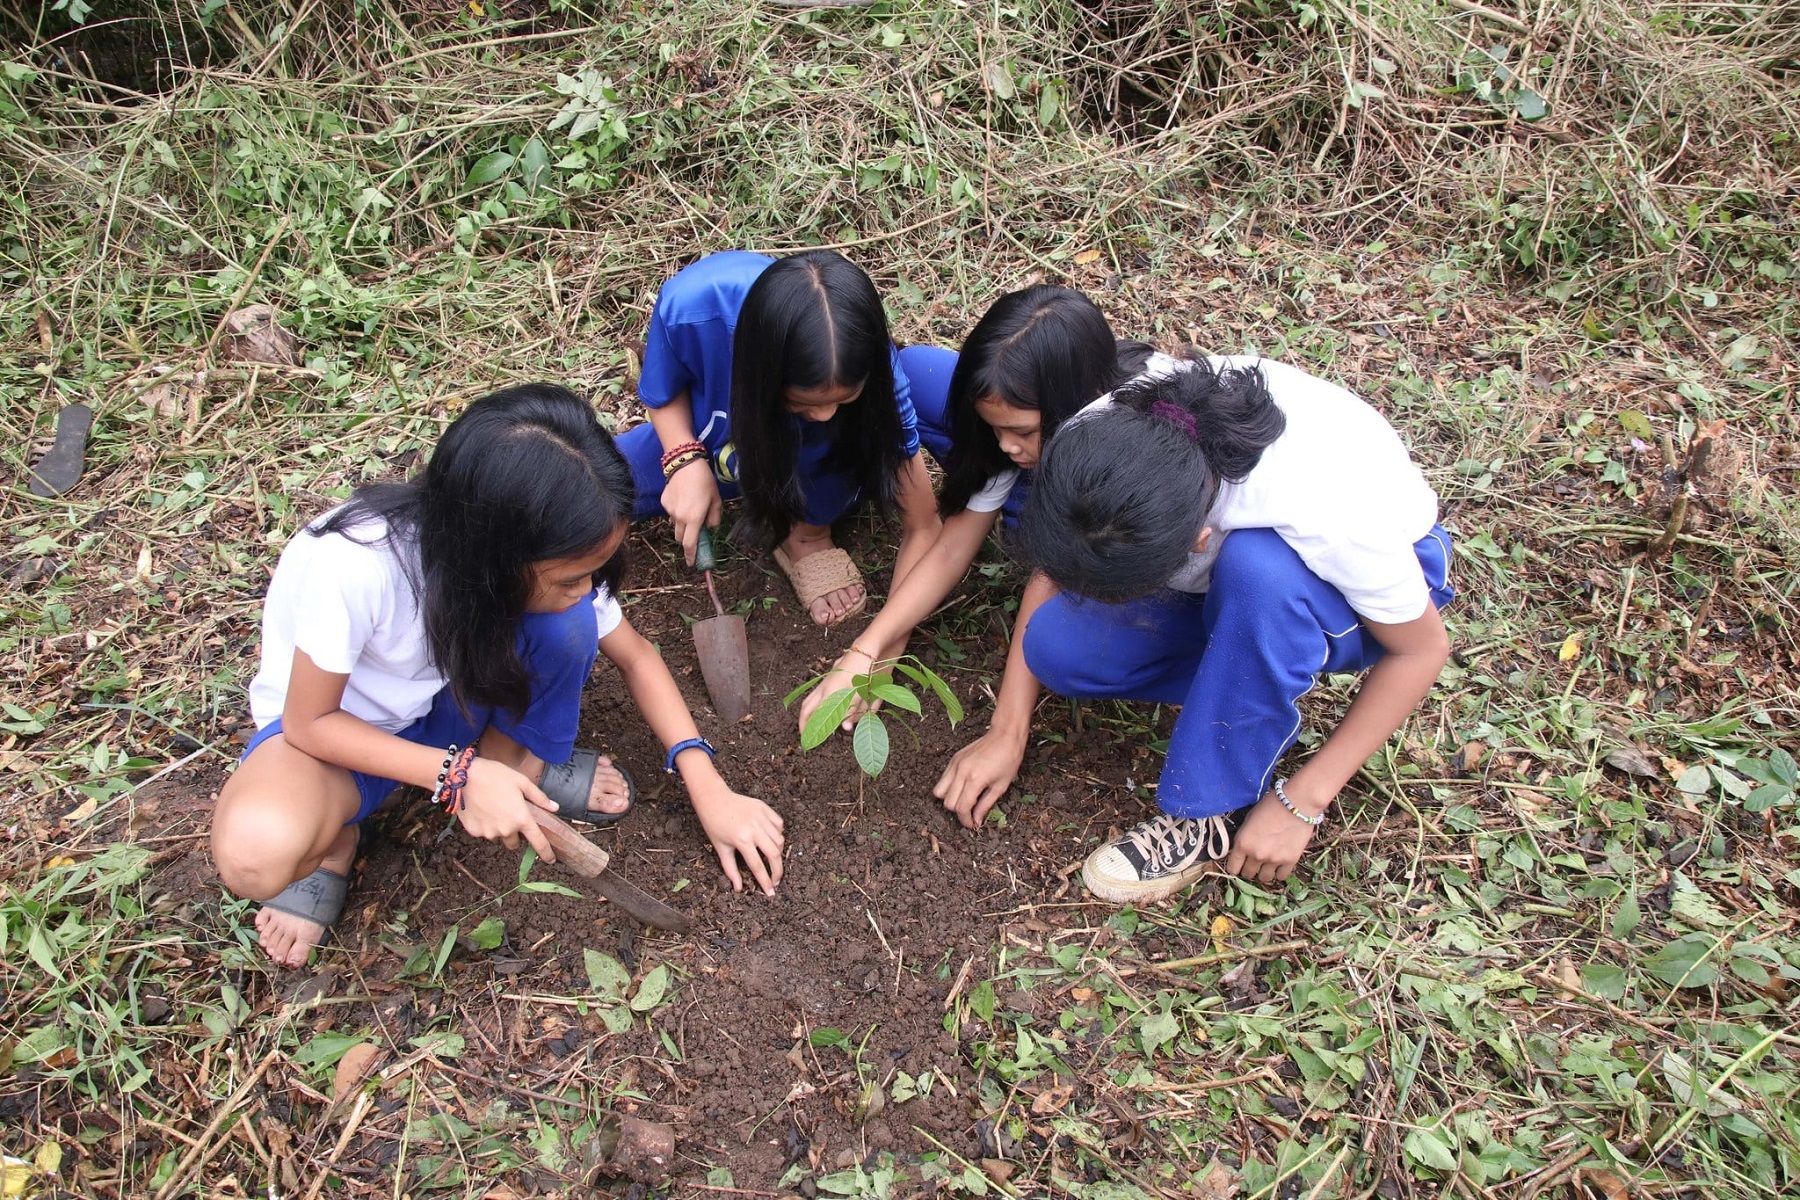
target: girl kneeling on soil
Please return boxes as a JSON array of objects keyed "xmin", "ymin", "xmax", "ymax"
[
  {"xmin": 794, "ymin": 287, "xmax": 1165, "ymax": 822},
  {"xmin": 614, "ymin": 250, "xmax": 943, "ymax": 627},
  {"xmin": 212, "ymin": 385, "xmax": 786, "ymax": 969},
  {"xmin": 969, "ymin": 355, "xmax": 1453, "ymax": 903}
]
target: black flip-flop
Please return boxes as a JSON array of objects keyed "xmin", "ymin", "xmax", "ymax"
[
  {"xmin": 539, "ymin": 748, "xmax": 637, "ymax": 827},
  {"xmin": 28, "ymin": 403, "xmax": 93, "ymax": 497}
]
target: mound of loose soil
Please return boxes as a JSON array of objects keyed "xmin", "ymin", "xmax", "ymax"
[{"xmin": 151, "ymin": 521, "xmax": 1191, "ymax": 1191}]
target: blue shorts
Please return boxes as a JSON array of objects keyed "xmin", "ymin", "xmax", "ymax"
[{"xmin": 239, "ymin": 597, "xmax": 602, "ymax": 824}]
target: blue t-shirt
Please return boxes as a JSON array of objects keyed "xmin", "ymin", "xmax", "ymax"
[{"xmin": 638, "ymin": 250, "xmax": 921, "ymax": 457}]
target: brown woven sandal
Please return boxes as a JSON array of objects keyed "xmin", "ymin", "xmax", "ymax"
[{"xmin": 772, "ymin": 544, "xmax": 867, "ymax": 627}]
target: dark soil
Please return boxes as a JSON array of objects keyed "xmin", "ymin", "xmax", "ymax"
[{"xmin": 146, "ymin": 519, "xmax": 1198, "ymax": 1191}]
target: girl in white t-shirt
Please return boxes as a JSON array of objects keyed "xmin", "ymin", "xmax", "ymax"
[
  {"xmin": 964, "ymin": 355, "xmax": 1453, "ymax": 904},
  {"xmin": 792, "ymin": 286, "xmax": 1151, "ymax": 749},
  {"xmin": 212, "ymin": 385, "xmax": 785, "ymax": 969}
]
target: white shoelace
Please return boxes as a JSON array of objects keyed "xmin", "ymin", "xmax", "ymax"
[{"xmin": 1124, "ymin": 812, "xmax": 1234, "ymax": 869}]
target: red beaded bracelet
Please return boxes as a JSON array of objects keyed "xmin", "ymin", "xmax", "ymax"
[{"xmin": 659, "ymin": 440, "xmax": 706, "ymax": 470}]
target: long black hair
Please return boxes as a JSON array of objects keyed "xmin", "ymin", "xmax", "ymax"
[
  {"xmin": 1018, "ymin": 356, "xmax": 1285, "ymax": 603},
  {"xmin": 939, "ymin": 285, "xmax": 1152, "ymax": 517},
  {"xmin": 316, "ymin": 383, "xmax": 635, "ymax": 716},
  {"xmin": 728, "ymin": 250, "xmax": 907, "ymax": 541}
]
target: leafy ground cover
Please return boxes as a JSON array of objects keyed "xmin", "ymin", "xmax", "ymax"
[{"xmin": 3, "ymin": 2, "xmax": 1798, "ymax": 1197}]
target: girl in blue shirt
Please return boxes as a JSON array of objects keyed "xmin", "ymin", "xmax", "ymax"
[{"xmin": 616, "ymin": 251, "xmax": 944, "ymax": 625}]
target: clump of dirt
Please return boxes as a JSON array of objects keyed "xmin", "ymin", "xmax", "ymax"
[{"xmin": 147, "ymin": 520, "xmax": 1177, "ymax": 1190}]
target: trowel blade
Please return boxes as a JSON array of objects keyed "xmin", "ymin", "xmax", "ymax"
[{"xmin": 692, "ymin": 613, "xmax": 752, "ymax": 723}]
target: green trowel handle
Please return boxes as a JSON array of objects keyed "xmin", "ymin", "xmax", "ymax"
[{"xmin": 694, "ymin": 526, "xmax": 717, "ymax": 574}]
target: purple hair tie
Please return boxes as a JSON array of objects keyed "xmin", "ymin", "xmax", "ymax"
[{"xmin": 1149, "ymin": 399, "xmax": 1198, "ymax": 441}]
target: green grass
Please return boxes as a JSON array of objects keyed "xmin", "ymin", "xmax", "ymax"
[{"xmin": 4, "ymin": 2, "xmax": 1799, "ymax": 1197}]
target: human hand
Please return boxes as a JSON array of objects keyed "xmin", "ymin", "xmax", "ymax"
[
  {"xmin": 933, "ymin": 727, "xmax": 1026, "ymax": 830},
  {"xmin": 660, "ymin": 457, "xmax": 722, "ymax": 567},
  {"xmin": 455, "ymin": 757, "xmax": 557, "ymax": 861},
  {"xmin": 690, "ymin": 784, "xmax": 786, "ymax": 896},
  {"xmin": 1224, "ymin": 790, "xmax": 1322, "ymax": 884},
  {"xmin": 796, "ymin": 657, "xmax": 877, "ymax": 737}
]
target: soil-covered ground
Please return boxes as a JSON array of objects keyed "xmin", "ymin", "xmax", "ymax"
[{"xmin": 142, "ymin": 517, "xmax": 1205, "ymax": 1191}]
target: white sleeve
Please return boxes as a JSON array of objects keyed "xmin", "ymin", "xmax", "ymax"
[
  {"xmin": 593, "ymin": 585, "xmax": 625, "ymax": 641},
  {"xmin": 964, "ymin": 469, "xmax": 1019, "ymax": 514},
  {"xmin": 287, "ymin": 535, "xmax": 391, "ymax": 675}
]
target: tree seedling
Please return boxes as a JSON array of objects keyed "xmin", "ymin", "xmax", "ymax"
[{"xmin": 785, "ymin": 655, "xmax": 963, "ymax": 778}]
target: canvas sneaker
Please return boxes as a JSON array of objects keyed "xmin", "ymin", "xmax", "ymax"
[{"xmin": 1081, "ymin": 810, "xmax": 1244, "ymax": 904}]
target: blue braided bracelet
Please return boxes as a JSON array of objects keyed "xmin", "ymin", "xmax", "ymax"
[{"xmin": 664, "ymin": 736, "xmax": 716, "ymax": 775}]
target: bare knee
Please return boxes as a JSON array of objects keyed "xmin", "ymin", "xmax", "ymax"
[{"xmin": 211, "ymin": 788, "xmax": 331, "ymax": 900}]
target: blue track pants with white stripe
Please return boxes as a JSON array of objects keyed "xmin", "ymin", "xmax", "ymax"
[{"xmin": 1022, "ymin": 526, "xmax": 1454, "ymax": 819}]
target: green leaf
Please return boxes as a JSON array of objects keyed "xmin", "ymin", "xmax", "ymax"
[
  {"xmin": 292, "ymin": 1032, "xmax": 365, "ymax": 1071},
  {"xmin": 1583, "ymin": 962, "xmax": 1629, "ymax": 1001},
  {"xmin": 1611, "ymin": 888, "xmax": 1642, "ymax": 940},
  {"xmin": 810, "ymin": 1027, "xmax": 849, "ymax": 1049},
  {"xmin": 1746, "ymin": 783, "xmax": 1793, "ymax": 812},
  {"xmin": 468, "ymin": 917, "xmax": 505, "ymax": 951},
  {"xmin": 432, "ymin": 924, "xmax": 459, "ymax": 980},
  {"xmin": 868, "ymin": 683, "xmax": 922, "ymax": 715},
  {"xmin": 26, "ymin": 927, "xmax": 59, "ymax": 977},
  {"xmin": 520, "ymin": 137, "xmax": 549, "ymax": 191},
  {"xmin": 982, "ymin": 59, "xmax": 1016, "ymax": 101},
  {"xmin": 467, "ymin": 151, "xmax": 514, "ymax": 186},
  {"xmin": 518, "ymin": 847, "xmax": 538, "ymax": 888},
  {"xmin": 707, "ymin": 1168, "xmax": 736, "ymax": 1188},
  {"xmin": 629, "ymin": 964, "xmax": 670, "ymax": 1012},
  {"xmin": 801, "ymin": 689, "xmax": 857, "ymax": 750},
  {"xmin": 1511, "ymin": 88, "xmax": 1546, "ymax": 121},
  {"xmin": 518, "ymin": 880, "xmax": 583, "ymax": 897},
  {"xmin": 1661, "ymin": 1050, "xmax": 1741, "ymax": 1116},
  {"xmin": 584, "ymin": 950, "xmax": 630, "ymax": 999},
  {"xmin": 1037, "ymin": 81, "xmax": 1061, "ymax": 126},
  {"xmin": 1770, "ymin": 748, "xmax": 1798, "ymax": 785},
  {"xmin": 1675, "ymin": 765, "xmax": 1712, "ymax": 796},
  {"xmin": 1404, "ymin": 1127, "xmax": 1459, "ymax": 1172},
  {"xmin": 970, "ymin": 980, "xmax": 996, "ymax": 1023},
  {"xmin": 1728, "ymin": 956, "xmax": 1771, "ymax": 987},
  {"xmin": 853, "ymin": 712, "xmax": 890, "ymax": 777},
  {"xmin": 1138, "ymin": 1011, "xmax": 1179, "ymax": 1057},
  {"xmin": 1641, "ymin": 933, "xmax": 1721, "ymax": 989},
  {"xmin": 410, "ymin": 1031, "xmax": 465, "ymax": 1058},
  {"xmin": 598, "ymin": 1004, "xmax": 633, "ymax": 1034},
  {"xmin": 893, "ymin": 661, "xmax": 963, "ymax": 724}
]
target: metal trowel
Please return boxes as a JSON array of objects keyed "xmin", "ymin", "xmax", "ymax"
[{"xmin": 690, "ymin": 528, "xmax": 752, "ymax": 723}]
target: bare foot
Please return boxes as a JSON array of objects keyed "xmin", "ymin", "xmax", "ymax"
[
  {"xmin": 581, "ymin": 755, "xmax": 633, "ymax": 817},
  {"xmin": 782, "ymin": 529, "xmax": 864, "ymax": 625},
  {"xmin": 523, "ymin": 752, "xmax": 633, "ymax": 817},
  {"xmin": 255, "ymin": 824, "xmax": 357, "ymax": 969}
]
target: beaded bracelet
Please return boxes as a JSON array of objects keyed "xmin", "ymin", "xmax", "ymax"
[
  {"xmin": 431, "ymin": 744, "xmax": 459, "ymax": 794},
  {"xmin": 1273, "ymin": 777, "xmax": 1325, "ymax": 827},
  {"xmin": 660, "ymin": 450, "xmax": 708, "ymax": 481},
  {"xmin": 663, "ymin": 736, "xmax": 716, "ymax": 775},
  {"xmin": 659, "ymin": 440, "xmax": 707, "ymax": 475},
  {"xmin": 434, "ymin": 745, "xmax": 478, "ymax": 815}
]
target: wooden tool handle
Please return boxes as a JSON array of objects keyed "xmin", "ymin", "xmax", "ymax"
[{"xmin": 532, "ymin": 809, "xmax": 611, "ymax": 877}]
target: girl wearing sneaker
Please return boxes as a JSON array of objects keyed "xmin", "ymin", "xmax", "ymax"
[{"xmin": 942, "ymin": 354, "xmax": 1452, "ymax": 903}]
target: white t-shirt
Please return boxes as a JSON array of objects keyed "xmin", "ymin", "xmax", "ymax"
[
  {"xmin": 966, "ymin": 352, "xmax": 1189, "ymax": 514},
  {"xmin": 248, "ymin": 511, "xmax": 624, "ymax": 731},
  {"xmin": 1076, "ymin": 356, "xmax": 1440, "ymax": 624}
]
